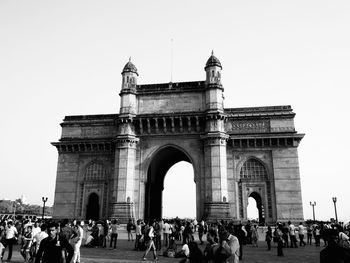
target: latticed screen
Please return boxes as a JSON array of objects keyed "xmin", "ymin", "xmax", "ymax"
[
  {"xmin": 84, "ymin": 163, "xmax": 108, "ymax": 180},
  {"xmin": 240, "ymin": 159, "xmax": 267, "ymax": 180}
]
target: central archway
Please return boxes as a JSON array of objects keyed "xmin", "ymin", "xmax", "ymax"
[
  {"xmin": 86, "ymin": 193, "xmax": 100, "ymax": 220},
  {"xmin": 145, "ymin": 146, "xmax": 194, "ymax": 221}
]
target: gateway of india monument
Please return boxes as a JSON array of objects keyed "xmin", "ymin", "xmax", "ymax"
[{"xmin": 52, "ymin": 52, "xmax": 304, "ymax": 224}]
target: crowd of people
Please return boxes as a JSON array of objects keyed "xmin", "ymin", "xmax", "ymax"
[{"xmin": 0, "ymin": 215, "xmax": 350, "ymax": 262}]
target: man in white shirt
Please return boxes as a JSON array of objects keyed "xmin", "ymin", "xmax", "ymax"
[
  {"xmin": 2, "ymin": 221, "xmax": 18, "ymax": 261},
  {"xmin": 288, "ymin": 221, "xmax": 298, "ymax": 248},
  {"xmin": 298, "ymin": 222, "xmax": 306, "ymax": 246},
  {"xmin": 33, "ymin": 224, "xmax": 48, "ymax": 254},
  {"xmin": 32, "ymin": 222, "xmax": 41, "ymax": 238},
  {"xmin": 163, "ymin": 220, "xmax": 171, "ymax": 248}
]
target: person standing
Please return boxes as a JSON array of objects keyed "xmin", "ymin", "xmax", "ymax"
[
  {"xmin": 70, "ymin": 221, "xmax": 83, "ymax": 263},
  {"xmin": 109, "ymin": 219, "xmax": 118, "ymax": 249},
  {"xmin": 20, "ymin": 225, "xmax": 33, "ymax": 262},
  {"xmin": 134, "ymin": 220, "xmax": 143, "ymax": 251},
  {"xmin": 276, "ymin": 224, "xmax": 284, "ymax": 257},
  {"xmin": 288, "ymin": 221, "xmax": 298, "ymax": 248},
  {"xmin": 198, "ymin": 221, "xmax": 205, "ymax": 245},
  {"xmin": 32, "ymin": 224, "xmax": 48, "ymax": 258},
  {"xmin": 265, "ymin": 226, "xmax": 272, "ymax": 251},
  {"xmin": 163, "ymin": 220, "xmax": 171, "ymax": 248},
  {"xmin": 298, "ymin": 222, "xmax": 306, "ymax": 246},
  {"xmin": 153, "ymin": 220, "xmax": 162, "ymax": 251},
  {"xmin": 127, "ymin": 219, "xmax": 135, "ymax": 242},
  {"xmin": 307, "ymin": 223, "xmax": 313, "ymax": 245},
  {"xmin": 251, "ymin": 225, "xmax": 259, "ymax": 247},
  {"xmin": 35, "ymin": 222, "xmax": 73, "ymax": 263},
  {"xmin": 2, "ymin": 221, "xmax": 18, "ymax": 262}
]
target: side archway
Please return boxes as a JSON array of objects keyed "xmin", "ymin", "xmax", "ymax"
[
  {"xmin": 238, "ymin": 157, "xmax": 273, "ymax": 224},
  {"xmin": 79, "ymin": 161, "xmax": 109, "ymax": 220},
  {"xmin": 86, "ymin": 192, "xmax": 100, "ymax": 220}
]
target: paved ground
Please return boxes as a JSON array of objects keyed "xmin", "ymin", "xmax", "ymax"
[{"xmin": 3, "ymin": 239, "xmax": 323, "ymax": 263}]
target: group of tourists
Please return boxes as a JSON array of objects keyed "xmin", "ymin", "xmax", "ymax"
[
  {"xmin": 0, "ymin": 217, "xmax": 82, "ymax": 263},
  {"xmin": 1, "ymin": 215, "xmax": 350, "ymax": 262}
]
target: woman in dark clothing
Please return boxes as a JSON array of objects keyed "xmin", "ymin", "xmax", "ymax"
[
  {"xmin": 265, "ymin": 226, "xmax": 272, "ymax": 251},
  {"xmin": 276, "ymin": 224, "xmax": 284, "ymax": 257}
]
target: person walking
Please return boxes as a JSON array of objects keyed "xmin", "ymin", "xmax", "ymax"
[
  {"xmin": 142, "ymin": 223, "xmax": 158, "ymax": 261},
  {"xmin": 2, "ymin": 220, "xmax": 18, "ymax": 262},
  {"xmin": 35, "ymin": 222, "xmax": 74, "ymax": 263}
]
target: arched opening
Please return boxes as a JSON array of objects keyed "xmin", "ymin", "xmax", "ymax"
[
  {"xmin": 86, "ymin": 193, "xmax": 100, "ymax": 220},
  {"xmin": 249, "ymin": 192, "xmax": 264, "ymax": 225},
  {"xmin": 247, "ymin": 197, "xmax": 258, "ymax": 221},
  {"xmin": 162, "ymin": 161, "xmax": 195, "ymax": 218},
  {"xmin": 145, "ymin": 146, "xmax": 194, "ymax": 221}
]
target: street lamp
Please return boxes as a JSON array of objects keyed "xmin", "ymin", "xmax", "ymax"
[
  {"xmin": 42, "ymin": 197, "xmax": 48, "ymax": 219},
  {"xmin": 310, "ymin": 201, "xmax": 316, "ymax": 222},
  {"xmin": 332, "ymin": 197, "xmax": 338, "ymax": 222}
]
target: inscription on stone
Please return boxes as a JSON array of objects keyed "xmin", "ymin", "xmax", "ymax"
[{"xmin": 226, "ymin": 120, "xmax": 270, "ymax": 133}]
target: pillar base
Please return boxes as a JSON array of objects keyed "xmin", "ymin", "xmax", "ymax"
[
  {"xmin": 203, "ymin": 202, "xmax": 231, "ymax": 222},
  {"xmin": 110, "ymin": 202, "xmax": 134, "ymax": 223}
]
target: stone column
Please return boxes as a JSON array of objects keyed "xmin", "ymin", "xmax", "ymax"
[
  {"xmin": 201, "ymin": 132, "xmax": 230, "ymax": 221},
  {"xmin": 111, "ymin": 116, "xmax": 139, "ymax": 223}
]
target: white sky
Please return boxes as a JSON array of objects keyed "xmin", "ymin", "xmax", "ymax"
[{"xmin": 1, "ymin": 0, "xmax": 349, "ymax": 222}]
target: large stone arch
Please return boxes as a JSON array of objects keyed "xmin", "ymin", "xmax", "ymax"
[{"xmin": 143, "ymin": 144, "xmax": 197, "ymax": 221}]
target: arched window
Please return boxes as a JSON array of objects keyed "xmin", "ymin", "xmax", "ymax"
[
  {"xmin": 240, "ymin": 159, "xmax": 267, "ymax": 180},
  {"xmin": 84, "ymin": 162, "xmax": 108, "ymax": 181}
]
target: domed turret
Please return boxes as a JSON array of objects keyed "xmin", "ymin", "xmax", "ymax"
[
  {"xmin": 120, "ymin": 57, "xmax": 138, "ymax": 115},
  {"xmin": 122, "ymin": 57, "xmax": 139, "ymax": 76},
  {"xmin": 205, "ymin": 51, "xmax": 222, "ymax": 85},
  {"xmin": 205, "ymin": 50, "xmax": 222, "ymax": 70}
]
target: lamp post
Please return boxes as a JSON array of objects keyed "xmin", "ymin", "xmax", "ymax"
[
  {"xmin": 310, "ymin": 201, "xmax": 316, "ymax": 222},
  {"xmin": 42, "ymin": 197, "xmax": 48, "ymax": 219},
  {"xmin": 332, "ymin": 197, "xmax": 338, "ymax": 222}
]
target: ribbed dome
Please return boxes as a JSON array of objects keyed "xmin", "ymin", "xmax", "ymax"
[
  {"xmin": 205, "ymin": 51, "xmax": 222, "ymax": 70},
  {"xmin": 122, "ymin": 58, "xmax": 138, "ymax": 76}
]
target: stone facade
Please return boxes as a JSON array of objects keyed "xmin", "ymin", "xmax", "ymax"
[{"xmin": 52, "ymin": 54, "xmax": 304, "ymax": 223}]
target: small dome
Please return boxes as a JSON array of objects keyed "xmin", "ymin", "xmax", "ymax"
[
  {"xmin": 205, "ymin": 51, "xmax": 222, "ymax": 70},
  {"xmin": 122, "ymin": 58, "xmax": 138, "ymax": 76}
]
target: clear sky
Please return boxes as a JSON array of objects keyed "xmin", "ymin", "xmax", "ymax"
[{"xmin": 1, "ymin": 0, "xmax": 349, "ymax": 222}]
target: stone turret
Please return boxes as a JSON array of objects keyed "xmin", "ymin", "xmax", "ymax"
[
  {"xmin": 204, "ymin": 51, "xmax": 224, "ymax": 113},
  {"xmin": 120, "ymin": 58, "xmax": 138, "ymax": 115}
]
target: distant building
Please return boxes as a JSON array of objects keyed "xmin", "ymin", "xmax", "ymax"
[{"xmin": 52, "ymin": 53, "xmax": 304, "ymax": 223}]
